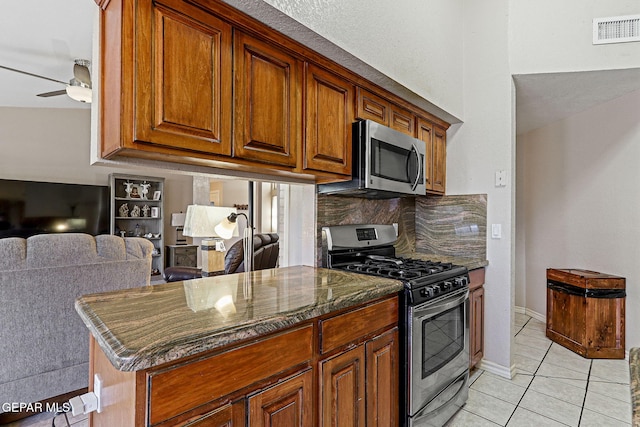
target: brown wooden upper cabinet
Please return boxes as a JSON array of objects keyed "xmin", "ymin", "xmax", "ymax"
[
  {"xmin": 304, "ymin": 64, "xmax": 354, "ymax": 176},
  {"xmin": 97, "ymin": 0, "xmax": 448, "ymax": 184},
  {"xmin": 127, "ymin": 0, "xmax": 233, "ymax": 156},
  {"xmin": 417, "ymin": 118, "xmax": 446, "ymax": 194},
  {"xmin": 233, "ymin": 31, "xmax": 302, "ymax": 168},
  {"xmin": 356, "ymin": 88, "xmax": 415, "ymax": 137}
]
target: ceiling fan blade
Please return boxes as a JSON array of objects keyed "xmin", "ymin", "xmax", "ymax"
[
  {"xmin": 37, "ymin": 89, "xmax": 67, "ymax": 98},
  {"xmin": 0, "ymin": 65, "xmax": 67, "ymax": 86},
  {"xmin": 73, "ymin": 63, "xmax": 91, "ymax": 86}
]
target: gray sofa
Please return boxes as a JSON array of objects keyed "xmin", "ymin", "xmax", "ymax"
[{"xmin": 0, "ymin": 233, "xmax": 154, "ymax": 411}]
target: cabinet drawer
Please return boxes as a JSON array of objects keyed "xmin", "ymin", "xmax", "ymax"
[
  {"xmin": 148, "ymin": 324, "xmax": 313, "ymax": 425},
  {"xmin": 320, "ymin": 297, "xmax": 398, "ymax": 354}
]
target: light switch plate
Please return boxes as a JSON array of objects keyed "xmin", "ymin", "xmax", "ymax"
[
  {"xmin": 491, "ymin": 224, "xmax": 502, "ymax": 239},
  {"xmin": 495, "ymin": 170, "xmax": 507, "ymax": 187}
]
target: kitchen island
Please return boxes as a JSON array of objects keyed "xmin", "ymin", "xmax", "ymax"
[{"xmin": 75, "ymin": 265, "xmax": 403, "ymax": 426}]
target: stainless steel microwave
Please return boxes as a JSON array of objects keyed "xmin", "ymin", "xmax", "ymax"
[{"xmin": 317, "ymin": 120, "xmax": 426, "ymax": 198}]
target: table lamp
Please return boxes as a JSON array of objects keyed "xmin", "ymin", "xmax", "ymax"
[
  {"xmin": 215, "ymin": 212, "xmax": 253, "ymax": 274},
  {"xmin": 183, "ymin": 205, "xmax": 237, "ymax": 276},
  {"xmin": 170, "ymin": 212, "xmax": 187, "ymax": 244}
]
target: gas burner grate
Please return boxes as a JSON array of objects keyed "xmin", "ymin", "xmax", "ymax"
[{"xmin": 339, "ymin": 257, "xmax": 458, "ymax": 283}]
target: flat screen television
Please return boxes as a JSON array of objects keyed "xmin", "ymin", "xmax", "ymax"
[{"xmin": 0, "ymin": 179, "xmax": 110, "ymax": 239}]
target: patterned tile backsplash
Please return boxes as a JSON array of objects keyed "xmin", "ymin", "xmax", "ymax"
[
  {"xmin": 316, "ymin": 193, "xmax": 487, "ymax": 264},
  {"xmin": 415, "ymin": 194, "xmax": 487, "ymax": 259}
]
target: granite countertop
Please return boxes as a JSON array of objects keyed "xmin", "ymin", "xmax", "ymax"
[
  {"xmin": 630, "ymin": 348, "xmax": 640, "ymax": 426},
  {"xmin": 398, "ymin": 251, "xmax": 489, "ymax": 271},
  {"xmin": 75, "ymin": 265, "xmax": 403, "ymax": 372}
]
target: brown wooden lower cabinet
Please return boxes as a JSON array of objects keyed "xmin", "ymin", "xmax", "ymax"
[
  {"xmin": 248, "ymin": 370, "xmax": 313, "ymax": 427},
  {"xmin": 469, "ymin": 268, "xmax": 485, "ymax": 369},
  {"xmin": 320, "ymin": 345, "xmax": 366, "ymax": 427},
  {"xmin": 365, "ymin": 329, "xmax": 399, "ymax": 427},
  {"xmin": 88, "ymin": 295, "xmax": 399, "ymax": 427},
  {"xmin": 179, "ymin": 402, "xmax": 245, "ymax": 427},
  {"xmin": 319, "ymin": 328, "xmax": 399, "ymax": 427}
]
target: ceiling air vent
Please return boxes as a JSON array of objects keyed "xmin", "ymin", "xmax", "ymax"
[{"xmin": 593, "ymin": 15, "xmax": 640, "ymax": 44}]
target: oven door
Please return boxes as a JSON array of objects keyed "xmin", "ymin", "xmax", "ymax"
[
  {"xmin": 408, "ymin": 287, "xmax": 469, "ymax": 416},
  {"xmin": 363, "ymin": 120, "xmax": 426, "ymax": 195}
]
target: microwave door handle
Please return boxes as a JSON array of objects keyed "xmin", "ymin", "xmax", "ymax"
[{"xmin": 409, "ymin": 143, "xmax": 421, "ymax": 191}]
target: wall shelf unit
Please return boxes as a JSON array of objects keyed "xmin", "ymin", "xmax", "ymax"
[{"xmin": 109, "ymin": 173, "xmax": 165, "ymax": 277}]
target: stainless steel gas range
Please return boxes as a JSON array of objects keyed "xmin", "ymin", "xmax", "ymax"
[{"xmin": 322, "ymin": 223, "xmax": 470, "ymax": 427}]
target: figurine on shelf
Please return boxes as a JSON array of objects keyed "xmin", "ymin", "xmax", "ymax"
[
  {"xmin": 130, "ymin": 205, "xmax": 141, "ymax": 217},
  {"xmin": 140, "ymin": 181, "xmax": 151, "ymax": 200},
  {"xmin": 119, "ymin": 203, "xmax": 129, "ymax": 217},
  {"xmin": 141, "ymin": 205, "xmax": 150, "ymax": 217},
  {"xmin": 123, "ymin": 181, "xmax": 133, "ymax": 198}
]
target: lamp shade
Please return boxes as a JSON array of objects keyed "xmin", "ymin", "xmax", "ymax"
[
  {"xmin": 214, "ymin": 216, "xmax": 236, "ymax": 239},
  {"xmin": 183, "ymin": 205, "xmax": 237, "ymax": 238},
  {"xmin": 171, "ymin": 213, "xmax": 186, "ymax": 227}
]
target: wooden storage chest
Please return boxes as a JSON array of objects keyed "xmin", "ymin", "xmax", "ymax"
[{"xmin": 546, "ymin": 268, "xmax": 626, "ymax": 359}]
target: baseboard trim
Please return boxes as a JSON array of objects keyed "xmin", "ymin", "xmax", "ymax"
[
  {"xmin": 514, "ymin": 305, "xmax": 545, "ymax": 323},
  {"xmin": 477, "ymin": 358, "xmax": 516, "ymax": 380}
]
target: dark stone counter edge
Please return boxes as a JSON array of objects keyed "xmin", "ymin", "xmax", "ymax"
[
  {"xmin": 75, "ymin": 281, "xmax": 404, "ymax": 372},
  {"xmin": 630, "ymin": 347, "xmax": 640, "ymax": 426}
]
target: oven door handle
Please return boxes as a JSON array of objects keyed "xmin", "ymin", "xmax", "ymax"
[{"xmin": 412, "ymin": 289, "xmax": 469, "ymax": 321}]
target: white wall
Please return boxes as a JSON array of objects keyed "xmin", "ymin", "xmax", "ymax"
[
  {"xmin": 261, "ymin": 0, "xmax": 465, "ymax": 120},
  {"xmin": 517, "ymin": 90, "xmax": 640, "ymax": 351},
  {"xmin": 509, "ymin": 0, "xmax": 640, "ymax": 74},
  {"xmin": 0, "ymin": 107, "xmax": 193, "ymax": 244},
  {"xmin": 446, "ymin": 0, "xmax": 515, "ymax": 374}
]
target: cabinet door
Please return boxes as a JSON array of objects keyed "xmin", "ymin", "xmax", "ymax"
[
  {"xmin": 365, "ymin": 328, "xmax": 399, "ymax": 427},
  {"xmin": 389, "ymin": 106, "xmax": 415, "ymax": 137},
  {"xmin": 469, "ymin": 287, "xmax": 485, "ymax": 368},
  {"xmin": 134, "ymin": 0, "xmax": 232, "ymax": 155},
  {"xmin": 418, "ymin": 119, "xmax": 446, "ymax": 194},
  {"xmin": 304, "ymin": 63, "xmax": 354, "ymax": 176},
  {"xmin": 233, "ymin": 31, "xmax": 301, "ymax": 167},
  {"xmin": 248, "ymin": 370, "xmax": 313, "ymax": 427},
  {"xmin": 432, "ymin": 126, "xmax": 447, "ymax": 194},
  {"xmin": 320, "ymin": 345, "xmax": 365, "ymax": 427},
  {"xmin": 417, "ymin": 119, "xmax": 434, "ymax": 193},
  {"xmin": 180, "ymin": 402, "xmax": 245, "ymax": 427},
  {"xmin": 356, "ymin": 88, "xmax": 389, "ymax": 125}
]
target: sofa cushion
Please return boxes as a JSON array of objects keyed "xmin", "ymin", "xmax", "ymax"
[
  {"xmin": 26, "ymin": 233, "xmax": 101, "ymax": 268},
  {"xmin": 0, "ymin": 238, "xmax": 26, "ymax": 271}
]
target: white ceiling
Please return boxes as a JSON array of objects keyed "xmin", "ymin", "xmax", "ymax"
[
  {"xmin": 0, "ymin": 0, "xmax": 94, "ymax": 109},
  {"xmin": 1, "ymin": 0, "xmax": 639, "ymax": 132},
  {"xmin": 514, "ymin": 68, "xmax": 640, "ymax": 135}
]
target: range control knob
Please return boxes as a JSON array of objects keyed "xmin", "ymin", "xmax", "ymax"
[
  {"xmin": 454, "ymin": 276, "xmax": 468, "ymax": 287},
  {"xmin": 443, "ymin": 281, "xmax": 452, "ymax": 290},
  {"xmin": 420, "ymin": 287, "xmax": 434, "ymax": 298}
]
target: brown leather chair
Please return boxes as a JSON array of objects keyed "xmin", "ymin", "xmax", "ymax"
[{"xmin": 163, "ymin": 233, "xmax": 280, "ymax": 282}]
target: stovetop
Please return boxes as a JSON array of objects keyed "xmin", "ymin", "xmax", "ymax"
[{"xmin": 322, "ymin": 224, "xmax": 469, "ymax": 305}]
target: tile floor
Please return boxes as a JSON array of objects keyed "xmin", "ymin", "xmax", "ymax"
[
  {"xmin": 5, "ymin": 314, "xmax": 631, "ymax": 427},
  {"xmin": 447, "ymin": 313, "xmax": 632, "ymax": 426}
]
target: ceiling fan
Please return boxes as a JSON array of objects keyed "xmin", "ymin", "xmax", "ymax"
[{"xmin": 0, "ymin": 58, "xmax": 92, "ymax": 103}]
